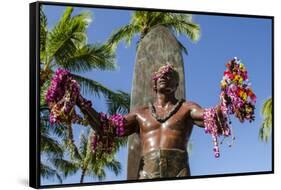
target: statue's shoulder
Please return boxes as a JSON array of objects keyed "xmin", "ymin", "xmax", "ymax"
[
  {"xmin": 130, "ymin": 106, "xmax": 149, "ymax": 114},
  {"xmin": 181, "ymin": 100, "xmax": 202, "ymax": 110}
]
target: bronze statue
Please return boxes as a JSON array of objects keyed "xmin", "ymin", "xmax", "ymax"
[{"xmin": 77, "ymin": 64, "xmax": 222, "ymax": 179}]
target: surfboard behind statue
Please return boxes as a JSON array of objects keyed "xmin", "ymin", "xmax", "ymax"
[{"xmin": 127, "ymin": 25, "xmax": 186, "ymax": 180}]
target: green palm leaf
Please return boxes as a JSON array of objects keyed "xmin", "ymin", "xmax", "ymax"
[
  {"xmin": 40, "ymin": 6, "xmax": 48, "ymax": 62},
  {"xmin": 107, "ymin": 24, "xmax": 140, "ymax": 48},
  {"xmin": 79, "ymin": 129, "xmax": 90, "ymax": 158},
  {"xmin": 259, "ymin": 97, "xmax": 272, "ymax": 142},
  {"xmin": 106, "ymin": 11, "xmax": 200, "ymax": 53},
  {"xmin": 40, "ymin": 107, "xmax": 67, "ymax": 139},
  {"xmin": 45, "ymin": 7, "xmax": 91, "ymax": 69},
  {"xmin": 58, "ymin": 44, "xmax": 116, "ymax": 72},
  {"xmin": 71, "ymin": 73, "xmax": 114, "ymax": 97},
  {"xmin": 106, "ymin": 90, "xmax": 130, "ymax": 115},
  {"xmin": 41, "ymin": 134, "xmax": 63, "ymax": 157},
  {"xmin": 105, "ymin": 159, "xmax": 121, "ymax": 176},
  {"xmin": 72, "ymin": 74, "xmax": 130, "ymax": 115},
  {"xmin": 51, "ymin": 158, "xmax": 80, "ymax": 178},
  {"xmin": 40, "ymin": 80, "xmax": 50, "ymax": 106},
  {"xmin": 40, "ymin": 163, "xmax": 63, "ymax": 184},
  {"xmin": 66, "ymin": 124, "xmax": 82, "ymax": 160}
]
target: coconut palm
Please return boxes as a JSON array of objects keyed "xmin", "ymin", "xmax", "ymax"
[
  {"xmin": 259, "ymin": 97, "xmax": 272, "ymax": 142},
  {"xmin": 51, "ymin": 128, "xmax": 123, "ymax": 183},
  {"xmin": 40, "ymin": 107, "xmax": 126, "ymax": 183},
  {"xmin": 107, "ymin": 11, "xmax": 200, "ymax": 53},
  {"xmin": 40, "ymin": 6, "xmax": 129, "ymax": 112},
  {"xmin": 40, "ymin": 6, "xmax": 130, "ymax": 182},
  {"xmin": 40, "ymin": 107, "xmax": 66, "ymax": 183}
]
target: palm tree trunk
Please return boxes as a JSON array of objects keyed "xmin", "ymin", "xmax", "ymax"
[{"xmin": 80, "ymin": 167, "xmax": 86, "ymax": 183}]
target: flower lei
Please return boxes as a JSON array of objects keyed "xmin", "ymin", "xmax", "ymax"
[
  {"xmin": 45, "ymin": 69, "xmax": 85, "ymax": 125},
  {"xmin": 203, "ymin": 57, "xmax": 256, "ymax": 158},
  {"xmin": 45, "ymin": 68, "xmax": 126, "ymax": 154},
  {"xmin": 152, "ymin": 63, "xmax": 175, "ymax": 81},
  {"xmin": 91, "ymin": 113, "xmax": 126, "ymax": 154}
]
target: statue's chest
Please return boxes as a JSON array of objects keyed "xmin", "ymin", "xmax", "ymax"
[{"xmin": 139, "ymin": 110, "xmax": 187, "ymax": 133}]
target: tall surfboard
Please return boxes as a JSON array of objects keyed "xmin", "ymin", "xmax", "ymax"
[{"xmin": 127, "ymin": 25, "xmax": 186, "ymax": 180}]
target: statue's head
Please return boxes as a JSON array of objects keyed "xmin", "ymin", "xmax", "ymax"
[{"xmin": 152, "ymin": 63, "xmax": 179, "ymax": 94}]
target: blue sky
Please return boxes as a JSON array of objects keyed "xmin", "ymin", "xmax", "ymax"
[{"xmin": 41, "ymin": 4, "xmax": 272, "ymax": 186}]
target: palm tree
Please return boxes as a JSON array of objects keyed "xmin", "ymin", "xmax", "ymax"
[
  {"xmin": 40, "ymin": 6, "xmax": 130, "ymax": 182},
  {"xmin": 51, "ymin": 128, "xmax": 123, "ymax": 183},
  {"xmin": 40, "ymin": 108, "xmax": 66, "ymax": 183},
  {"xmin": 259, "ymin": 97, "xmax": 272, "ymax": 142},
  {"xmin": 40, "ymin": 6, "xmax": 129, "ymax": 111},
  {"xmin": 107, "ymin": 11, "xmax": 200, "ymax": 53},
  {"xmin": 41, "ymin": 107, "xmax": 126, "ymax": 183}
]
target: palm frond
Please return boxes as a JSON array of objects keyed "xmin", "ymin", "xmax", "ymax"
[
  {"xmin": 70, "ymin": 74, "xmax": 115, "ymax": 98},
  {"xmin": 105, "ymin": 159, "xmax": 121, "ymax": 176},
  {"xmin": 107, "ymin": 11, "xmax": 200, "ymax": 54},
  {"xmin": 106, "ymin": 90, "xmax": 130, "ymax": 115},
  {"xmin": 51, "ymin": 158, "xmax": 80, "ymax": 178},
  {"xmin": 79, "ymin": 129, "xmax": 90, "ymax": 157},
  {"xmin": 58, "ymin": 44, "xmax": 116, "ymax": 72},
  {"xmin": 40, "ymin": 79, "xmax": 50, "ymax": 106},
  {"xmin": 259, "ymin": 97, "xmax": 272, "ymax": 142},
  {"xmin": 40, "ymin": 6, "xmax": 48, "ymax": 62},
  {"xmin": 72, "ymin": 74, "xmax": 130, "ymax": 115},
  {"xmin": 261, "ymin": 98, "xmax": 272, "ymax": 117},
  {"xmin": 164, "ymin": 14, "xmax": 200, "ymax": 42},
  {"xmin": 40, "ymin": 163, "xmax": 63, "ymax": 184},
  {"xmin": 41, "ymin": 134, "xmax": 64, "ymax": 157},
  {"xmin": 66, "ymin": 124, "xmax": 82, "ymax": 160},
  {"xmin": 106, "ymin": 24, "xmax": 139, "ymax": 48},
  {"xmin": 46, "ymin": 7, "xmax": 91, "ymax": 68},
  {"xmin": 259, "ymin": 120, "xmax": 272, "ymax": 142},
  {"xmin": 40, "ymin": 107, "xmax": 67, "ymax": 139}
]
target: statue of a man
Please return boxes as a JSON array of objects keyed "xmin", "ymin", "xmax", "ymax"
[{"xmin": 78, "ymin": 64, "xmax": 222, "ymax": 179}]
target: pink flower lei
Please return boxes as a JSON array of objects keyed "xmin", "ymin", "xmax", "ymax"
[
  {"xmin": 46, "ymin": 68, "xmax": 126, "ymax": 154},
  {"xmin": 91, "ymin": 112, "xmax": 126, "ymax": 154},
  {"xmin": 152, "ymin": 64, "xmax": 175, "ymax": 81},
  {"xmin": 45, "ymin": 69, "xmax": 84, "ymax": 125},
  {"xmin": 203, "ymin": 57, "xmax": 256, "ymax": 158}
]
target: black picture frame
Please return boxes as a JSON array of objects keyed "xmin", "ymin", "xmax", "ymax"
[{"xmin": 30, "ymin": 1, "xmax": 274, "ymax": 189}]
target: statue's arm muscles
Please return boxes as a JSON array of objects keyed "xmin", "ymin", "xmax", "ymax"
[
  {"xmin": 77, "ymin": 94, "xmax": 139, "ymax": 136},
  {"xmin": 76, "ymin": 95, "xmax": 103, "ymax": 134},
  {"xmin": 188, "ymin": 102, "xmax": 205, "ymax": 128},
  {"xmin": 123, "ymin": 110, "xmax": 139, "ymax": 136},
  {"xmin": 188, "ymin": 102, "xmax": 223, "ymax": 129}
]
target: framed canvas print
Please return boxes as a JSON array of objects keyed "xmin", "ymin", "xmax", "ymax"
[{"xmin": 29, "ymin": 1, "xmax": 274, "ymax": 188}]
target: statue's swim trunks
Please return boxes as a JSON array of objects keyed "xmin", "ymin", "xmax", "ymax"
[{"xmin": 138, "ymin": 149, "xmax": 190, "ymax": 179}]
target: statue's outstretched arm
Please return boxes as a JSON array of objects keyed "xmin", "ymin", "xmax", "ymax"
[
  {"xmin": 77, "ymin": 94, "xmax": 139, "ymax": 137},
  {"xmin": 189, "ymin": 102, "xmax": 223, "ymax": 131},
  {"xmin": 76, "ymin": 95, "xmax": 103, "ymax": 135},
  {"xmin": 122, "ymin": 111, "xmax": 139, "ymax": 136}
]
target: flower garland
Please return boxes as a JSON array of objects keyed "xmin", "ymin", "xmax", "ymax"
[
  {"xmin": 203, "ymin": 57, "xmax": 256, "ymax": 158},
  {"xmin": 45, "ymin": 69, "xmax": 85, "ymax": 125},
  {"xmin": 152, "ymin": 64, "xmax": 175, "ymax": 81},
  {"xmin": 45, "ymin": 68, "xmax": 126, "ymax": 154},
  {"xmin": 91, "ymin": 113, "xmax": 126, "ymax": 154}
]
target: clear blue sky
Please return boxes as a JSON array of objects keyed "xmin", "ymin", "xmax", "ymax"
[{"xmin": 41, "ymin": 4, "xmax": 272, "ymax": 186}]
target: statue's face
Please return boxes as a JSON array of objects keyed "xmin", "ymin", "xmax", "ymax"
[
  {"xmin": 152, "ymin": 64, "xmax": 179, "ymax": 93},
  {"xmin": 156, "ymin": 71, "xmax": 178, "ymax": 93}
]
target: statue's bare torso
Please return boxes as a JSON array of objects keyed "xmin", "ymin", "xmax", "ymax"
[{"xmin": 125, "ymin": 101, "xmax": 204, "ymax": 155}]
